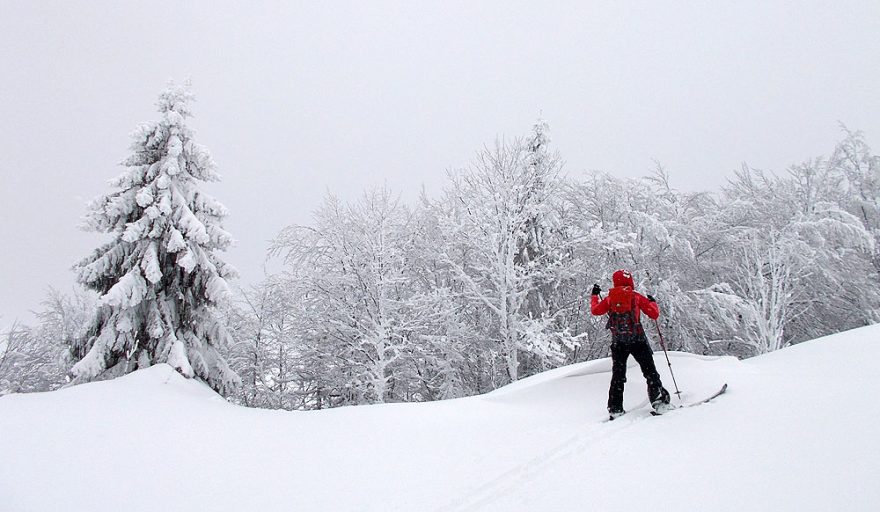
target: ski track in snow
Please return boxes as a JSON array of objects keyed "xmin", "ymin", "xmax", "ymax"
[
  {"xmin": 437, "ymin": 399, "xmax": 653, "ymax": 512},
  {"xmin": 439, "ymin": 385, "xmax": 726, "ymax": 512}
]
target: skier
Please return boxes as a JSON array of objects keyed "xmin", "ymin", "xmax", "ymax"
[{"xmin": 591, "ymin": 269, "xmax": 672, "ymax": 419}]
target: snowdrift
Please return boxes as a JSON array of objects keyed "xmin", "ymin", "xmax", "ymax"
[{"xmin": 2, "ymin": 325, "xmax": 879, "ymax": 511}]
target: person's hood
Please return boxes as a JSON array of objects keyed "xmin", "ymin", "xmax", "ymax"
[{"xmin": 612, "ymin": 269, "xmax": 634, "ymax": 288}]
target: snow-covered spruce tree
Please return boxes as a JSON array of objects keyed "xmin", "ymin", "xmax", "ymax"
[{"xmin": 69, "ymin": 82, "xmax": 240, "ymax": 395}]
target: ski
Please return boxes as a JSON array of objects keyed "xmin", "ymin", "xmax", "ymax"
[{"xmin": 651, "ymin": 383, "xmax": 728, "ymax": 416}]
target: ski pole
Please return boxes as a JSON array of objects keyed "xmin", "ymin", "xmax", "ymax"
[{"xmin": 653, "ymin": 318, "xmax": 683, "ymax": 403}]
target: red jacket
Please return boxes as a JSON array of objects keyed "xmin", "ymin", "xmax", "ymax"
[
  {"xmin": 591, "ymin": 269, "xmax": 659, "ymax": 322},
  {"xmin": 591, "ymin": 290, "xmax": 659, "ymax": 323}
]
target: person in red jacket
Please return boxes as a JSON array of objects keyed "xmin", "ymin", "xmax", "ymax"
[{"xmin": 591, "ymin": 269, "xmax": 671, "ymax": 419}]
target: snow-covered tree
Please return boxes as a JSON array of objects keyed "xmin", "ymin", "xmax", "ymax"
[
  {"xmin": 0, "ymin": 323, "xmax": 39, "ymax": 395},
  {"xmin": 831, "ymin": 127, "xmax": 880, "ymax": 270},
  {"xmin": 518, "ymin": 119, "xmax": 558, "ymax": 320},
  {"xmin": 0, "ymin": 290, "xmax": 96, "ymax": 395},
  {"xmin": 69, "ymin": 82, "xmax": 240, "ymax": 395},
  {"xmin": 217, "ymin": 121, "xmax": 879, "ymax": 409},
  {"xmin": 430, "ymin": 135, "xmax": 571, "ymax": 383},
  {"xmin": 0, "ymin": 323, "xmax": 60, "ymax": 395},
  {"xmin": 272, "ymin": 188, "xmax": 422, "ymax": 404},
  {"xmin": 708, "ymin": 161, "xmax": 876, "ymax": 354},
  {"xmin": 37, "ymin": 288, "xmax": 97, "ymax": 355},
  {"xmin": 224, "ymin": 276, "xmax": 314, "ymax": 410},
  {"xmin": 406, "ymin": 204, "xmax": 497, "ymax": 397}
]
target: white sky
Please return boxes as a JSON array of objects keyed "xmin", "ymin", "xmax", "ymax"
[{"xmin": 1, "ymin": 1, "xmax": 879, "ymax": 327}]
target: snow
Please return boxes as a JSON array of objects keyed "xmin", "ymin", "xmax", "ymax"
[{"xmin": 2, "ymin": 325, "xmax": 879, "ymax": 511}]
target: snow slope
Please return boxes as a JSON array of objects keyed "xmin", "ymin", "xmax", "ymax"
[{"xmin": 2, "ymin": 325, "xmax": 879, "ymax": 512}]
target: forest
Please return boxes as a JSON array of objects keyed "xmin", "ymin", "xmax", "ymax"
[{"xmin": 2, "ymin": 84, "xmax": 878, "ymax": 410}]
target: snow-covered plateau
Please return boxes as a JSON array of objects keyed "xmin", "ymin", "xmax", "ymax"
[{"xmin": 2, "ymin": 325, "xmax": 879, "ymax": 512}]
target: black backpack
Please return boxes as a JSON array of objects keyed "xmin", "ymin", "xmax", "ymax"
[{"xmin": 605, "ymin": 287, "xmax": 644, "ymax": 341}]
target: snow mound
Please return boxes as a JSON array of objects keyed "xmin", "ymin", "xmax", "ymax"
[{"xmin": 2, "ymin": 325, "xmax": 879, "ymax": 511}]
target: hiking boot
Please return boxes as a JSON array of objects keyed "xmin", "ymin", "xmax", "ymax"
[
  {"xmin": 608, "ymin": 409, "xmax": 625, "ymax": 421},
  {"xmin": 652, "ymin": 400, "xmax": 675, "ymax": 415}
]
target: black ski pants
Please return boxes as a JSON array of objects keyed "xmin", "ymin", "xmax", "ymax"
[{"xmin": 608, "ymin": 335, "xmax": 669, "ymax": 413}]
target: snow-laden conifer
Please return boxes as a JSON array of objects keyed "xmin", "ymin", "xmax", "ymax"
[{"xmin": 69, "ymin": 82, "xmax": 240, "ymax": 395}]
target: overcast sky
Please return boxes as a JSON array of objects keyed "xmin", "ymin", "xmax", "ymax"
[{"xmin": 1, "ymin": 1, "xmax": 878, "ymax": 327}]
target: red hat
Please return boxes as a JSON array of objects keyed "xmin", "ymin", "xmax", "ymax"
[{"xmin": 612, "ymin": 269, "xmax": 634, "ymax": 288}]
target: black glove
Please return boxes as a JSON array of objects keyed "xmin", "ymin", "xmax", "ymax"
[
  {"xmin": 591, "ymin": 284, "xmax": 601, "ymax": 296},
  {"xmin": 647, "ymin": 294, "xmax": 656, "ymax": 302}
]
